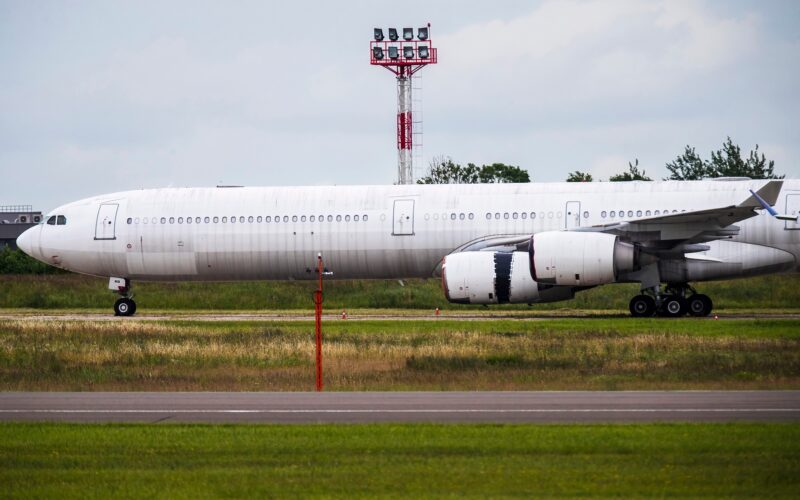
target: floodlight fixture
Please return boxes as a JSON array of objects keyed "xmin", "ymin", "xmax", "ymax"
[
  {"xmin": 388, "ymin": 46, "xmax": 399, "ymax": 59},
  {"xmin": 388, "ymin": 28, "xmax": 399, "ymax": 41},
  {"xmin": 373, "ymin": 46, "xmax": 384, "ymax": 60},
  {"xmin": 417, "ymin": 27, "xmax": 429, "ymax": 40},
  {"xmin": 403, "ymin": 27, "xmax": 413, "ymax": 41},
  {"xmin": 403, "ymin": 46, "xmax": 414, "ymax": 59},
  {"xmin": 418, "ymin": 46, "xmax": 429, "ymax": 59},
  {"xmin": 374, "ymin": 28, "xmax": 384, "ymax": 41}
]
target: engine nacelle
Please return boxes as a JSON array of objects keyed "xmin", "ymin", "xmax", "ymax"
[
  {"xmin": 530, "ymin": 231, "xmax": 635, "ymax": 286},
  {"xmin": 442, "ymin": 251, "xmax": 574, "ymax": 304}
]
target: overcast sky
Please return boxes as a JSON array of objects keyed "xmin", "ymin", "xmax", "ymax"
[{"xmin": 1, "ymin": 0, "xmax": 798, "ymax": 210}]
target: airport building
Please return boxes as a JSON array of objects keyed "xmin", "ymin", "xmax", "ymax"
[{"xmin": 0, "ymin": 205, "xmax": 42, "ymax": 250}]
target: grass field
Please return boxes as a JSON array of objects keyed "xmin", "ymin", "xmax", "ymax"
[
  {"xmin": 1, "ymin": 273, "xmax": 799, "ymax": 310},
  {"xmin": 2, "ymin": 317, "xmax": 798, "ymax": 391},
  {"xmin": 1, "ymin": 423, "xmax": 798, "ymax": 498}
]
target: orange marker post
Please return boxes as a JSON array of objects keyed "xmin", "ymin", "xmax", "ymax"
[{"xmin": 313, "ymin": 254, "xmax": 324, "ymax": 392}]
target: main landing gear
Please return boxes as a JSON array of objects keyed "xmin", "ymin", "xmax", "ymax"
[
  {"xmin": 629, "ymin": 283, "xmax": 713, "ymax": 318},
  {"xmin": 109, "ymin": 277, "xmax": 137, "ymax": 317}
]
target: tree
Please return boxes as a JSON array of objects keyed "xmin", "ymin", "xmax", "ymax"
[
  {"xmin": 566, "ymin": 171, "xmax": 593, "ymax": 182},
  {"xmin": 609, "ymin": 159, "xmax": 652, "ymax": 182},
  {"xmin": 665, "ymin": 137, "xmax": 783, "ymax": 180},
  {"xmin": 417, "ymin": 158, "xmax": 530, "ymax": 184},
  {"xmin": 665, "ymin": 146, "xmax": 708, "ymax": 180}
]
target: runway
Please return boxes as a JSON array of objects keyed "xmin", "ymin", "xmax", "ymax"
[{"xmin": 2, "ymin": 391, "xmax": 798, "ymax": 424}]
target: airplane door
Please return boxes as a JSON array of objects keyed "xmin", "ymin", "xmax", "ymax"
[
  {"xmin": 565, "ymin": 201, "xmax": 581, "ymax": 229},
  {"xmin": 786, "ymin": 194, "xmax": 800, "ymax": 230},
  {"xmin": 392, "ymin": 199, "xmax": 415, "ymax": 235},
  {"xmin": 94, "ymin": 203, "xmax": 119, "ymax": 240}
]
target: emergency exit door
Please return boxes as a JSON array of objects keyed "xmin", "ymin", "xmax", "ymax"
[
  {"xmin": 786, "ymin": 194, "xmax": 800, "ymax": 230},
  {"xmin": 94, "ymin": 203, "xmax": 118, "ymax": 240},
  {"xmin": 392, "ymin": 199, "xmax": 415, "ymax": 235},
  {"xmin": 565, "ymin": 201, "xmax": 581, "ymax": 229}
]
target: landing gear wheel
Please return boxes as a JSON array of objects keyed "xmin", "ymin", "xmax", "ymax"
[
  {"xmin": 114, "ymin": 298, "xmax": 136, "ymax": 317},
  {"xmin": 629, "ymin": 295, "xmax": 656, "ymax": 317},
  {"xmin": 660, "ymin": 295, "xmax": 687, "ymax": 317},
  {"xmin": 688, "ymin": 294, "xmax": 713, "ymax": 317}
]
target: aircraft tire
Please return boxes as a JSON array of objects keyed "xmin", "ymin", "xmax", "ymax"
[
  {"xmin": 114, "ymin": 298, "xmax": 136, "ymax": 317},
  {"xmin": 629, "ymin": 295, "xmax": 656, "ymax": 317},
  {"xmin": 660, "ymin": 295, "xmax": 687, "ymax": 317},
  {"xmin": 688, "ymin": 294, "xmax": 712, "ymax": 317}
]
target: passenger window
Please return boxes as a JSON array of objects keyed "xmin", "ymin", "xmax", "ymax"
[
  {"xmin": 185, "ymin": 218, "xmax": 190, "ymax": 225},
  {"xmin": 636, "ymin": 210, "xmax": 642, "ymax": 217},
  {"xmin": 450, "ymin": 213, "xmax": 456, "ymax": 220},
  {"xmin": 265, "ymin": 216, "xmax": 271, "ymax": 223},
  {"xmin": 57, "ymin": 215, "xmax": 67, "ymax": 225},
  {"xmin": 178, "ymin": 217, "xmax": 183, "ymax": 224},
  {"xmin": 504, "ymin": 213, "xmax": 509, "ymax": 219},
  {"xmin": 318, "ymin": 214, "xmax": 324, "ymax": 221},
  {"xmin": 354, "ymin": 215, "xmax": 360, "ymax": 222},
  {"xmin": 301, "ymin": 215, "xmax": 307, "ymax": 222},
  {"xmin": 292, "ymin": 216, "xmax": 297, "ymax": 222},
  {"xmin": 47, "ymin": 216, "xmax": 56, "ymax": 225},
  {"xmin": 345, "ymin": 215, "xmax": 350, "ymax": 222},
  {"xmin": 485, "ymin": 213, "xmax": 491, "ymax": 220},
  {"xmin": 531, "ymin": 212, "xmax": 536, "ymax": 219},
  {"xmin": 363, "ymin": 215, "xmax": 368, "ymax": 221},
  {"xmin": 240, "ymin": 216, "xmax": 246, "ymax": 223},
  {"xmin": 309, "ymin": 216, "xmax": 315, "ymax": 222},
  {"xmin": 601, "ymin": 211, "xmax": 607, "ymax": 218},
  {"xmin": 248, "ymin": 216, "xmax": 254, "ymax": 223},
  {"xmin": 161, "ymin": 217, "xmax": 166, "ymax": 224},
  {"xmin": 143, "ymin": 218, "xmax": 149, "ymax": 224},
  {"xmin": 583, "ymin": 211, "xmax": 589, "ymax": 219},
  {"xmin": 336, "ymin": 215, "xmax": 342, "ymax": 222},
  {"xmin": 169, "ymin": 217, "xmax": 175, "ymax": 224},
  {"xmin": 521, "ymin": 212, "xmax": 527, "ymax": 220},
  {"xmin": 283, "ymin": 216, "xmax": 289, "ymax": 223},
  {"xmin": 222, "ymin": 217, "xmax": 227, "ymax": 223},
  {"xmin": 645, "ymin": 210, "xmax": 651, "ymax": 216},
  {"xmin": 468, "ymin": 213, "xmax": 474, "ymax": 220},
  {"xmin": 459, "ymin": 213, "xmax": 465, "ymax": 220},
  {"xmin": 610, "ymin": 211, "xmax": 615, "ymax": 217},
  {"xmin": 512, "ymin": 212, "xmax": 518, "ymax": 220},
  {"xmin": 627, "ymin": 211, "xmax": 633, "ymax": 217},
  {"xmin": 127, "ymin": 218, "xmax": 132, "ymax": 224},
  {"xmin": 152, "ymin": 217, "xmax": 157, "ymax": 224},
  {"xmin": 231, "ymin": 217, "xmax": 236, "ymax": 223},
  {"xmin": 205, "ymin": 217, "xmax": 210, "ymax": 223},
  {"xmin": 213, "ymin": 217, "xmax": 219, "ymax": 223},
  {"xmin": 495, "ymin": 213, "xmax": 500, "ymax": 219},
  {"xmin": 654, "ymin": 210, "xmax": 660, "ymax": 216},
  {"xmin": 327, "ymin": 215, "xmax": 333, "ymax": 222}
]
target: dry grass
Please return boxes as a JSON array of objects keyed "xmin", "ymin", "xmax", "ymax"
[{"xmin": 1, "ymin": 318, "xmax": 798, "ymax": 391}]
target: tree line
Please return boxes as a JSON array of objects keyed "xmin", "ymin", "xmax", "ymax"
[{"xmin": 420, "ymin": 137, "xmax": 782, "ymax": 184}]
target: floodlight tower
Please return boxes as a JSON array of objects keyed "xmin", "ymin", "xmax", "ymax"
[{"xmin": 371, "ymin": 24, "xmax": 437, "ymax": 184}]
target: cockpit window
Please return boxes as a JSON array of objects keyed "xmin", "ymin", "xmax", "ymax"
[
  {"xmin": 46, "ymin": 216, "xmax": 56, "ymax": 225},
  {"xmin": 56, "ymin": 215, "xmax": 67, "ymax": 225}
]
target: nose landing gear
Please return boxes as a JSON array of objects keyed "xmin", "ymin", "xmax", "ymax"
[
  {"xmin": 109, "ymin": 277, "xmax": 136, "ymax": 317},
  {"xmin": 629, "ymin": 283, "xmax": 713, "ymax": 318}
]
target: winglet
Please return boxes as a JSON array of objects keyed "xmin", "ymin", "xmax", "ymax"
[
  {"xmin": 738, "ymin": 180, "xmax": 782, "ymax": 209},
  {"xmin": 749, "ymin": 188, "xmax": 778, "ymax": 216},
  {"xmin": 746, "ymin": 181, "xmax": 797, "ymax": 222}
]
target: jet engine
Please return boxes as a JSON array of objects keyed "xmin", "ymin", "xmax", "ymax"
[
  {"xmin": 442, "ymin": 251, "xmax": 574, "ymax": 304},
  {"xmin": 530, "ymin": 231, "xmax": 637, "ymax": 286}
]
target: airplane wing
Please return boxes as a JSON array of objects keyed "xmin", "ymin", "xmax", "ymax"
[
  {"xmin": 448, "ymin": 180, "xmax": 785, "ymax": 255},
  {"xmin": 579, "ymin": 180, "xmax": 784, "ymax": 248}
]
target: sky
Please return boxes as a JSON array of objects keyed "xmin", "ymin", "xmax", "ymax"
[{"xmin": 1, "ymin": 0, "xmax": 798, "ymax": 210}]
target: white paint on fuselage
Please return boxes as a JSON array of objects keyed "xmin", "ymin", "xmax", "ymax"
[{"xmin": 18, "ymin": 179, "xmax": 800, "ymax": 282}]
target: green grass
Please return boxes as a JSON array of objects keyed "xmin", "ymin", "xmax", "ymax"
[
  {"xmin": 1, "ymin": 273, "xmax": 798, "ymax": 310},
  {"xmin": 1, "ymin": 423, "xmax": 798, "ymax": 498},
  {"xmin": 2, "ymin": 318, "xmax": 798, "ymax": 391}
]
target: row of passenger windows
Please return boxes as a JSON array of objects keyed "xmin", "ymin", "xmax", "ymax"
[
  {"xmin": 126, "ymin": 214, "xmax": 370, "ymax": 225},
  {"xmin": 601, "ymin": 209, "xmax": 682, "ymax": 218}
]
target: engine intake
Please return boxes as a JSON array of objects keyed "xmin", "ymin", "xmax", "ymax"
[{"xmin": 530, "ymin": 231, "xmax": 636, "ymax": 286}]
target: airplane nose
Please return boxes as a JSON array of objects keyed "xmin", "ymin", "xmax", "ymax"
[{"xmin": 16, "ymin": 227, "xmax": 37, "ymax": 258}]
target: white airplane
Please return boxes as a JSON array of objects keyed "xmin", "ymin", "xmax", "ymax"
[{"xmin": 15, "ymin": 178, "xmax": 800, "ymax": 317}]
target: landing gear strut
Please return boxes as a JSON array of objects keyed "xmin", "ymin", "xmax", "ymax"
[
  {"xmin": 629, "ymin": 283, "xmax": 713, "ymax": 318},
  {"xmin": 109, "ymin": 277, "xmax": 136, "ymax": 317}
]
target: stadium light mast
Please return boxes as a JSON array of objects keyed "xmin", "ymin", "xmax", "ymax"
[{"xmin": 370, "ymin": 24, "xmax": 438, "ymax": 184}]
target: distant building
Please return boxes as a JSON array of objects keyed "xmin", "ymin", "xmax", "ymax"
[{"xmin": 0, "ymin": 205, "xmax": 43, "ymax": 250}]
